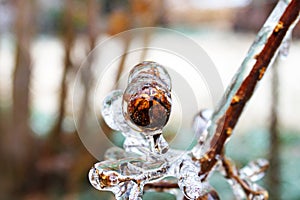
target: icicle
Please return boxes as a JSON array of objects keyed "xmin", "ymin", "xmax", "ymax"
[{"xmin": 191, "ymin": 109, "xmax": 213, "ymax": 159}]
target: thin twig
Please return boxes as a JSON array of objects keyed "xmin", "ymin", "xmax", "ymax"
[
  {"xmin": 221, "ymin": 157, "xmax": 269, "ymax": 199},
  {"xmin": 144, "ymin": 182, "xmax": 179, "ymax": 191}
]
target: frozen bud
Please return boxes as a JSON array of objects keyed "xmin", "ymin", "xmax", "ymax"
[{"xmin": 123, "ymin": 61, "xmax": 172, "ymax": 134}]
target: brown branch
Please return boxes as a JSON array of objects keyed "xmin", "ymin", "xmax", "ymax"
[
  {"xmin": 221, "ymin": 157, "xmax": 268, "ymax": 199},
  {"xmin": 199, "ymin": 0, "xmax": 300, "ymax": 179},
  {"xmin": 144, "ymin": 182, "xmax": 179, "ymax": 191}
]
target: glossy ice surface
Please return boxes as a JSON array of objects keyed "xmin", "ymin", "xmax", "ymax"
[{"xmin": 91, "ymin": 61, "xmax": 269, "ymax": 199}]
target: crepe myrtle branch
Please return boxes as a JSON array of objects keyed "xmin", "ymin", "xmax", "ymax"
[
  {"xmin": 145, "ymin": 0, "xmax": 300, "ymax": 195},
  {"xmin": 143, "ymin": 0, "xmax": 300, "ymax": 196},
  {"xmin": 198, "ymin": 0, "xmax": 300, "ymax": 179}
]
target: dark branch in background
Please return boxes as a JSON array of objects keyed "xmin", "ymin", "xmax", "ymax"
[
  {"xmin": 78, "ymin": 0, "xmax": 99, "ymax": 133},
  {"xmin": 69, "ymin": 0, "xmax": 102, "ymax": 193},
  {"xmin": 9, "ymin": 0, "xmax": 35, "ymax": 193},
  {"xmin": 49, "ymin": 0, "xmax": 75, "ymax": 148},
  {"xmin": 267, "ymin": 57, "xmax": 281, "ymax": 199},
  {"xmin": 12, "ymin": 0, "xmax": 34, "ymax": 162},
  {"xmin": 140, "ymin": 30, "xmax": 152, "ymax": 62},
  {"xmin": 199, "ymin": 0, "xmax": 300, "ymax": 179},
  {"xmin": 114, "ymin": 36, "xmax": 131, "ymax": 89}
]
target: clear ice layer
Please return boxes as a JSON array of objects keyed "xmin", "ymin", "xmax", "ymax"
[
  {"xmin": 91, "ymin": 60, "xmax": 272, "ymax": 199},
  {"xmin": 191, "ymin": 109, "xmax": 213, "ymax": 159}
]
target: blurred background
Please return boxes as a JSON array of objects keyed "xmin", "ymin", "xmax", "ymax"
[{"xmin": 0, "ymin": 0, "xmax": 300, "ymax": 199}]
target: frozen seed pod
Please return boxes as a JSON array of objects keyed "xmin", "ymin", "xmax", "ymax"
[
  {"xmin": 123, "ymin": 61, "xmax": 172, "ymax": 134},
  {"xmin": 122, "ymin": 61, "xmax": 172, "ymax": 154}
]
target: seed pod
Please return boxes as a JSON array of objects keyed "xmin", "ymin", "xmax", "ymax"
[{"xmin": 123, "ymin": 61, "xmax": 172, "ymax": 134}]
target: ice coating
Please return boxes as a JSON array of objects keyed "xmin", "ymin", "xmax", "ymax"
[{"xmin": 92, "ymin": 61, "xmax": 270, "ymax": 199}]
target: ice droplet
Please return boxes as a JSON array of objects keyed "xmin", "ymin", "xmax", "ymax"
[
  {"xmin": 101, "ymin": 89, "xmax": 151, "ymax": 155},
  {"xmin": 102, "ymin": 89, "xmax": 130, "ymax": 132},
  {"xmin": 146, "ymin": 133, "xmax": 169, "ymax": 155}
]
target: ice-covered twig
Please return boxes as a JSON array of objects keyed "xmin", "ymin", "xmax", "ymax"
[
  {"xmin": 221, "ymin": 157, "xmax": 269, "ymax": 199},
  {"xmin": 198, "ymin": 0, "xmax": 300, "ymax": 179}
]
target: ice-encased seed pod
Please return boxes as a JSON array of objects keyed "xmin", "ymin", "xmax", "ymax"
[{"xmin": 123, "ymin": 61, "xmax": 172, "ymax": 134}]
